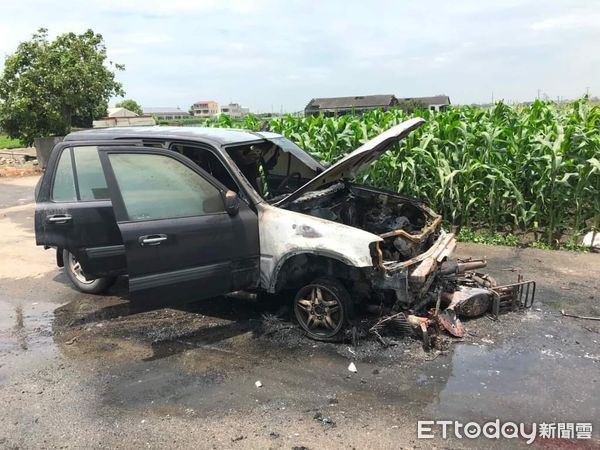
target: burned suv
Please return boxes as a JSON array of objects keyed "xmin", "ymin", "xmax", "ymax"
[{"xmin": 35, "ymin": 119, "xmax": 534, "ymax": 341}]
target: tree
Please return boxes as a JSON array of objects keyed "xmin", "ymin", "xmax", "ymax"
[
  {"xmin": 115, "ymin": 99, "xmax": 143, "ymax": 115},
  {"xmin": 0, "ymin": 28, "xmax": 124, "ymax": 146}
]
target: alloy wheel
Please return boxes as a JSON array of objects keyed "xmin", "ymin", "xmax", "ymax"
[
  {"xmin": 67, "ymin": 252, "xmax": 94, "ymax": 285},
  {"xmin": 294, "ymin": 283, "xmax": 344, "ymax": 339}
]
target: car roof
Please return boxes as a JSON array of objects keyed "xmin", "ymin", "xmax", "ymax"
[{"xmin": 64, "ymin": 126, "xmax": 279, "ymax": 146}]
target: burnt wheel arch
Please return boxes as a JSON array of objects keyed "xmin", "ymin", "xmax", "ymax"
[{"xmin": 271, "ymin": 252, "xmax": 366, "ymax": 296}]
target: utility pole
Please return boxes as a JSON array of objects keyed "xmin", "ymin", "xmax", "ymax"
[
  {"xmin": 586, "ymin": 86, "xmax": 590, "ymax": 97},
  {"xmin": 491, "ymin": 91, "xmax": 494, "ymax": 104},
  {"xmin": 537, "ymin": 88, "xmax": 541, "ymax": 100}
]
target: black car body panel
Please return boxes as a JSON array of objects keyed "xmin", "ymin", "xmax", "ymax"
[
  {"xmin": 35, "ymin": 140, "xmax": 142, "ymax": 276},
  {"xmin": 96, "ymin": 146, "xmax": 260, "ymax": 302}
]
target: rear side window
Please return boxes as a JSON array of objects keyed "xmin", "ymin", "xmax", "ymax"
[
  {"xmin": 73, "ymin": 146, "xmax": 109, "ymax": 200},
  {"xmin": 52, "ymin": 149, "xmax": 77, "ymax": 201},
  {"xmin": 109, "ymin": 153, "xmax": 224, "ymax": 221},
  {"xmin": 51, "ymin": 146, "xmax": 109, "ymax": 202}
]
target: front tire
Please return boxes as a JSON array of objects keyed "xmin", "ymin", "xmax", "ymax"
[
  {"xmin": 63, "ymin": 249, "xmax": 115, "ymax": 294},
  {"xmin": 293, "ymin": 277, "xmax": 353, "ymax": 341}
]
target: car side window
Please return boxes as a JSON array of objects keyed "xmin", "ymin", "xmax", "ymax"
[
  {"xmin": 52, "ymin": 149, "xmax": 77, "ymax": 201},
  {"xmin": 73, "ymin": 146, "xmax": 109, "ymax": 200},
  {"xmin": 108, "ymin": 153, "xmax": 225, "ymax": 221},
  {"xmin": 176, "ymin": 144, "xmax": 240, "ymax": 193}
]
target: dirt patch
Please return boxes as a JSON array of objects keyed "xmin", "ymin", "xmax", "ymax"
[
  {"xmin": 0, "ymin": 154, "xmax": 41, "ymax": 177},
  {"xmin": 0, "ymin": 165, "xmax": 41, "ymax": 177}
]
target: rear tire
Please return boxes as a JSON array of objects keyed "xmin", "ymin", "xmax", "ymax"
[
  {"xmin": 63, "ymin": 249, "xmax": 115, "ymax": 294},
  {"xmin": 293, "ymin": 277, "xmax": 353, "ymax": 342}
]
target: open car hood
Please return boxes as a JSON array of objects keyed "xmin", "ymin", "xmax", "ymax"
[{"xmin": 273, "ymin": 117, "xmax": 425, "ymax": 206}]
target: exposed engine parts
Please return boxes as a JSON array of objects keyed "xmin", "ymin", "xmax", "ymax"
[
  {"xmin": 368, "ymin": 257, "xmax": 536, "ymax": 348},
  {"xmin": 363, "ymin": 207, "xmax": 418, "ymax": 235},
  {"xmin": 286, "ymin": 182, "xmax": 439, "ymax": 262}
]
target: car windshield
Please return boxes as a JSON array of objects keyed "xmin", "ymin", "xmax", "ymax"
[
  {"xmin": 268, "ymin": 137, "xmax": 322, "ymax": 172},
  {"xmin": 226, "ymin": 137, "xmax": 322, "ymax": 201}
]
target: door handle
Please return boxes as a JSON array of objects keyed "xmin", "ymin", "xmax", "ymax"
[
  {"xmin": 47, "ymin": 214, "xmax": 72, "ymax": 224},
  {"xmin": 138, "ymin": 234, "xmax": 168, "ymax": 246}
]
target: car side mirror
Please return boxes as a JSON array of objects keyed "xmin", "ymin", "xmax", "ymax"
[{"xmin": 223, "ymin": 190, "xmax": 240, "ymax": 216}]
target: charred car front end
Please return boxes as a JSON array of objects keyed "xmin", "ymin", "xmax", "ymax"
[{"xmin": 267, "ymin": 118, "xmax": 535, "ymax": 341}]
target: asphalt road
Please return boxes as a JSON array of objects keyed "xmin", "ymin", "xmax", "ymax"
[
  {"xmin": 0, "ymin": 176, "xmax": 598, "ymax": 449},
  {"xmin": 0, "ymin": 176, "xmax": 38, "ymax": 208}
]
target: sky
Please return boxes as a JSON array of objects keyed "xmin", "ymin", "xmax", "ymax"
[{"xmin": 0, "ymin": 0, "xmax": 598, "ymax": 113}]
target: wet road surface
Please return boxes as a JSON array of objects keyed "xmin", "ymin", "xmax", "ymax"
[{"xmin": 0, "ymin": 176, "xmax": 598, "ymax": 449}]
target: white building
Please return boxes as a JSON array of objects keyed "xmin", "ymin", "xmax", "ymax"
[
  {"xmin": 220, "ymin": 103, "xmax": 250, "ymax": 117},
  {"xmin": 107, "ymin": 107, "xmax": 139, "ymax": 117},
  {"xmin": 93, "ymin": 107, "xmax": 156, "ymax": 128}
]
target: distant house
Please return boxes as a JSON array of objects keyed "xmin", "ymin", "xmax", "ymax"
[
  {"xmin": 143, "ymin": 107, "xmax": 191, "ymax": 120},
  {"xmin": 93, "ymin": 106, "xmax": 156, "ymax": 128},
  {"xmin": 220, "ymin": 103, "xmax": 250, "ymax": 117},
  {"xmin": 93, "ymin": 108, "xmax": 155, "ymax": 128},
  {"xmin": 192, "ymin": 100, "xmax": 219, "ymax": 117},
  {"xmin": 107, "ymin": 107, "xmax": 138, "ymax": 118},
  {"xmin": 397, "ymin": 95, "xmax": 451, "ymax": 112},
  {"xmin": 304, "ymin": 94, "xmax": 452, "ymax": 116},
  {"xmin": 305, "ymin": 95, "xmax": 398, "ymax": 116}
]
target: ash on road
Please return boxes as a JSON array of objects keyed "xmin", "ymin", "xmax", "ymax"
[{"xmin": 0, "ymin": 176, "xmax": 598, "ymax": 449}]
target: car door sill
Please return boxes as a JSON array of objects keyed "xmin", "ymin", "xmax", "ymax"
[
  {"xmin": 129, "ymin": 262, "xmax": 231, "ymax": 291},
  {"xmin": 85, "ymin": 245, "xmax": 126, "ymax": 258}
]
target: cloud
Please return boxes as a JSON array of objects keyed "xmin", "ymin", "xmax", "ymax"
[
  {"xmin": 96, "ymin": 0, "xmax": 266, "ymax": 15},
  {"xmin": 122, "ymin": 32, "xmax": 173, "ymax": 46},
  {"xmin": 107, "ymin": 47, "xmax": 135, "ymax": 57},
  {"xmin": 0, "ymin": 25, "xmax": 18, "ymax": 56},
  {"xmin": 0, "ymin": 0, "xmax": 598, "ymax": 111},
  {"xmin": 530, "ymin": 12, "xmax": 600, "ymax": 31}
]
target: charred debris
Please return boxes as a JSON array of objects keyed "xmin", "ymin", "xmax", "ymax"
[{"xmin": 366, "ymin": 261, "xmax": 536, "ymax": 350}]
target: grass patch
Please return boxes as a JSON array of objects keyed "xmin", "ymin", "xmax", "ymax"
[
  {"xmin": 0, "ymin": 135, "xmax": 24, "ymax": 149},
  {"xmin": 457, "ymin": 228, "xmax": 521, "ymax": 247},
  {"xmin": 457, "ymin": 227, "xmax": 590, "ymax": 252}
]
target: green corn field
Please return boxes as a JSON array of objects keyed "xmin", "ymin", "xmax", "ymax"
[{"xmin": 174, "ymin": 99, "xmax": 600, "ymax": 246}]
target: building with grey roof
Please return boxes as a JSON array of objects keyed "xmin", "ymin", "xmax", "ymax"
[
  {"xmin": 304, "ymin": 95, "xmax": 398, "ymax": 116},
  {"xmin": 304, "ymin": 94, "xmax": 451, "ymax": 116},
  {"xmin": 143, "ymin": 107, "xmax": 191, "ymax": 120}
]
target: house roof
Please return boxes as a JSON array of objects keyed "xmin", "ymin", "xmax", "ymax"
[
  {"xmin": 306, "ymin": 95, "xmax": 396, "ymax": 110},
  {"xmin": 194, "ymin": 100, "xmax": 217, "ymax": 104},
  {"xmin": 142, "ymin": 107, "xmax": 190, "ymax": 115},
  {"xmin": 107, "ymin": 107, "xmax": 138, "ymax": 118},
  {"xmin": 398, "ymin": 95, "xmax": 451, "ymax": 106}
]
